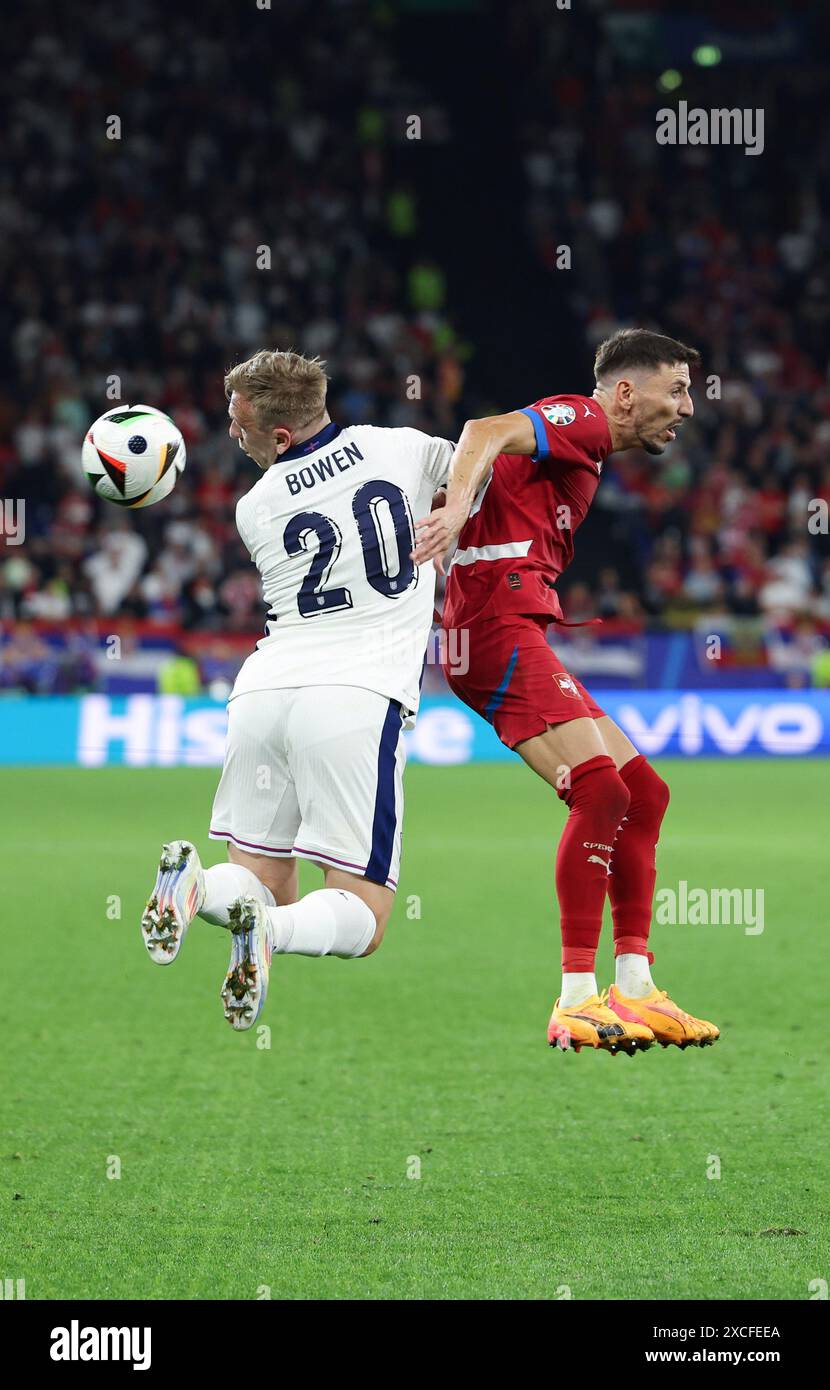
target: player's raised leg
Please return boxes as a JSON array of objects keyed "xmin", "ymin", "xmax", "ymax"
[
  {"xmin": 214, "ymin": 685, "xmax": 403, "ymax": 1029},
  {"xmin": 444, "ymin": 615, "xmax": 652, "ymax": 1053},
  {"xmin": 514, "ymin": 715, "xmax": 654, "ymax": 1055},
  {"xmin": 593, "ymin": 716, "xmax": 720, "ymax": 1047}
]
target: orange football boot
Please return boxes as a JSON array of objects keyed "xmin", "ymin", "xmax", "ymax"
[
  {"xmin": 606, "ymin": 985, "xmax": 720, "ymax": 1048},
  {"xmin": 548, "ymin": 990, "xmax": 655, "ymax": 1055}
]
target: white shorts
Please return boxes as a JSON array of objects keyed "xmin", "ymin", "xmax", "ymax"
[{"xmin": 209, "ymin": 686, "xmax": 406, "ymax": 890}]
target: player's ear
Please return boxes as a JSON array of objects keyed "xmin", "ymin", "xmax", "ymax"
[
  {"xmin": 615, "ymin": 377, "xmax": 634, "ymax": 410},
  {"xmin": 273, "ymin": 427, "xmax": 293, "ymax": 455}
]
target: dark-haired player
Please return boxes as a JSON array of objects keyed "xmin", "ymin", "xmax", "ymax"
[{"xmin": 412, "ymin": 329, "xmax": 719, "ymax": 1054}]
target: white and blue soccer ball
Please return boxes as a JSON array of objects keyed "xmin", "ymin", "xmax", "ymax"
[{"xmin": 82, "ymin": 405, "xmax": 186, "ymax": 508}]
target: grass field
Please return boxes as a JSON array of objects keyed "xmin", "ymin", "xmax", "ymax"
[{"xmin": 1, "ymin": 759, "xmax": 827, "ymax": 1301}]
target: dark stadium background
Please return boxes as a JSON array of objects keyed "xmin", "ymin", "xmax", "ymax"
[{"xmin": 3, "ymin": 0, "xmax": 829, "ymax": 701}]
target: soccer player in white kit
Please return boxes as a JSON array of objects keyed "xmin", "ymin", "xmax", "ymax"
[{"xmin": 141, "ymin": 350, "xmax": 453, "ymax": 1029}]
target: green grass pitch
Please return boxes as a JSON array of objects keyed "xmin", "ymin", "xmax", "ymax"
[{"xmin": 1, "ymin": 759, "xmax": 827, "ymax": 1300}]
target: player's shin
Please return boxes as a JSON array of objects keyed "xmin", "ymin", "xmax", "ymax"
[
  {"xmin": 199, "ymin": 862, "xmax": 276, "ymax": 925},
  {"xmin": 555, "ymin": 756, "xmax": 630, "ymax": 1006},
  {"xmin": 607, "ymin": 755, "xmax": 670, "ymax": 997},
  {"xmin": 262, "ymin": 889, "xmax": 377, "ymax": 958}
]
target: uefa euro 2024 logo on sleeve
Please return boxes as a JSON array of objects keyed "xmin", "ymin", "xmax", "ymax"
[{"xmin": 541, "ymin": 404, "xmax": 576, "ymax": 427}]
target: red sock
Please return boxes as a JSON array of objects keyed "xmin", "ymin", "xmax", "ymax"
[
  {"xmin": 556, "ymin": 755, "xmax": 631, "ymax": 972},
  {"xmin": 608, "ymin": 755, "xmax": 670, "ymax": 962}
]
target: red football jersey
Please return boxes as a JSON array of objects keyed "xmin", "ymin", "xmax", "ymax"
[{"xmin": 442, "ymin": 394, "xmax": 612, "ymax": 628}]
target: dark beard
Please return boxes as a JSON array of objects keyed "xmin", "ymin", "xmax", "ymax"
[{"xmin": 641, "ymin": 439, "xmax": 666, "ymax": 456}]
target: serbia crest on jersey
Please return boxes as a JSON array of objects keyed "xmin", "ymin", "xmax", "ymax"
[
  {"xmin": 231, "ymin": 422, "xmax": 453, "ymax": 720},
  {"xmin": 443, "ymin": 394, "xmax": 612, "ymax": 629}
]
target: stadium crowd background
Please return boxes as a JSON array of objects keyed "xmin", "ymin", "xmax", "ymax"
[{"xmin": 2, "ymin": 0, "xmax": 829, "ymax": 695}]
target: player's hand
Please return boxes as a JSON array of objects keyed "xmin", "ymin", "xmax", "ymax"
[{"xmin": 411, "ymin": 499, "xmax": 470, "ymax": 570}]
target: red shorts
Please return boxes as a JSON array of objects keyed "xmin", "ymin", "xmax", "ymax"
[{"xmin": 444, "ymin": 614, "xmax": 605, "ymax": 750}]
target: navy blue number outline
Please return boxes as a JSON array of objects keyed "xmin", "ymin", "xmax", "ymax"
[
  {"xmin": 283, "ymin": 510, "xmax": 353, "ymax": 617},
  {"xmin": 283, "ymin": 481, "xmax": 418, "ymax": 618}
]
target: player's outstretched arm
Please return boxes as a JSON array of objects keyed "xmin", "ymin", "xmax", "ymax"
[{"xmin": 411, "ymin": 411, "xmax": 537, "ymax": 568}]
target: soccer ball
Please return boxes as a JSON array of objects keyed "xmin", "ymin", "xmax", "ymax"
[{"xmin": 82, "ymin": 405, "xmax": 186, "ymax": 508}]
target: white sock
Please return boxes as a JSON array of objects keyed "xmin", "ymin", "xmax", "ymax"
[
  {"xmin": 264, "ymin": 889, "xmax": 376, "ymax": 958},
  {"xmin": 615, "ymin": 953, "xmax": 655, "ymax": 998},
  {"xmin": 199, "ymin": 863, "xmax": 275, "ymax": 925},
  {"xmin": 560, "ymin": 972, "xmax": 598, "ymax": 1008}
]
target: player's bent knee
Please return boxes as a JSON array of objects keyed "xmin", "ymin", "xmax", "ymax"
[
  {"xmin": 322, "ymin": 867, "xmax": 394, "ymax": 957},
  {"xmin": 652, "ymin": 768, "xmax": 671, "ymax": 815},
  {"xmin": 640, "ymin": 761, "xmax": 671, "ymax": 820},
  {"xmin": 361, "ymin": 920, "xmax": 387, "ymax": 956},
  {"xmin": 590, "ymin": 764, "xmax": 630, "ymax": 821},
  {"xmin": 563, "ymin": 758, "xmax": 630, "ymax": 826},
  {"xmin": 228, "ymin": 844, "xmax": 299, "ymax": 905},
  {"xmin": 360, "ymin": 894, "xmax": 394, "ymax": 954}
]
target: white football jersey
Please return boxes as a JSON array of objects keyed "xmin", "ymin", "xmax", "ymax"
[{"xmin": 230, "ymin": 422, "xmax": 453, "ymax": 720}]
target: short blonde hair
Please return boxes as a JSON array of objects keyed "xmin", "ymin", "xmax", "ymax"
[{"xmin": 224, "ymin": 349, "xmax": 328, "ymax": 431}]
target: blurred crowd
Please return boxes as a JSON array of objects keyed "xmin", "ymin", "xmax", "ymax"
[
  {"xmin": 1, "ymin": 0, "xmax": 466, "ymax": 659},
  {"xmin": 2, "ymin": 0, "xmax": 829, "ymax": 694},
  {"xmin": 512, "ymin": 0, "xmax": 830, "ymax": 641}
]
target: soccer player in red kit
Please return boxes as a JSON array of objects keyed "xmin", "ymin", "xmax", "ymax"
[{"xmin": 412, "ymin": 329, "xmax": 719, "ymax": 1054}]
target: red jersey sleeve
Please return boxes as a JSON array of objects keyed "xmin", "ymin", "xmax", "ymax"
[{"xmin": 518, "ymin": 395, "xmax": 612, "ymax": 473}]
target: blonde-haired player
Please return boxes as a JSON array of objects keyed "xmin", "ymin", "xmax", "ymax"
[{"xmin": 141, "ymin": 350, "xmax": 453, "ymax": 1029}]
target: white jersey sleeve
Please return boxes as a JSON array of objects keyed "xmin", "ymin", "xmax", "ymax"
[
  {"xmin": 405, "ymin": 427, "xmax": 453, "ymax": 490},
  {"xmin": 230, "ymin": 422, "xmax": 454, "ymax": 721}
]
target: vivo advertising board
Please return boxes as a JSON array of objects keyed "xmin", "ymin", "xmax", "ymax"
[{"xmin": 0, "ymin": 692, "xmax": 828, "ymax": 765}]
